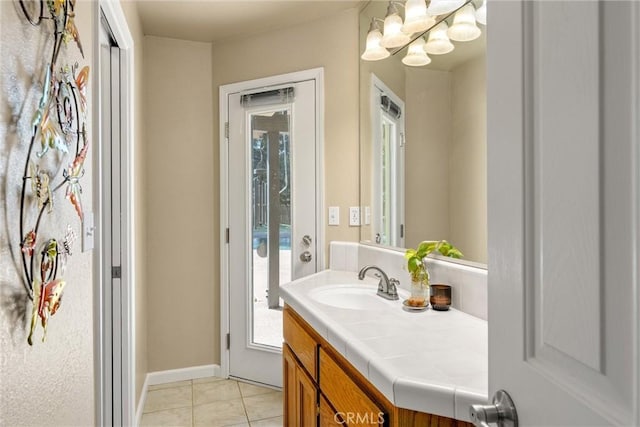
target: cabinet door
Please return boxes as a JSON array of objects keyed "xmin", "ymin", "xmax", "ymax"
[
  {"xmin": 319, "ymin": 348, "xmax": 384, "ymax": 427},
  {"xmin": 283, "ymin": 345, "xmax": 298, "ymax": 425},
  {"xmin": 284, "ymin": 344, "xmax": 318, "ymax": 426},
  {"xmin": 297, "ymin": 363, "xmax": 318, "ymax": 426}
]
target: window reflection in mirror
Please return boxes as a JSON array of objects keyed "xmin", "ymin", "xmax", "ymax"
[{"xmin": 359, "ymin": 1, "xmax": 487, "ymax": 265}]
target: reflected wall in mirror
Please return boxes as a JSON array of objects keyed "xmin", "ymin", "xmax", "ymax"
[{"xmin": 359, "ymin": 1, "xmax": 487, "ymax": 264}]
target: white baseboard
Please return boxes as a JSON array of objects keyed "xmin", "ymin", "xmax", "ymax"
[
  {"xmin": 135, "ymin": 364, "xmax": 222, "ymax": 426},
  {"xmin": 147, "ymin": 364, "xmax": 221, "ymax": 386}
]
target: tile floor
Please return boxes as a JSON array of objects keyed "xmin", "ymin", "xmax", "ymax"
[{"xmin": 141, "ymin": 377, "xmax": 283, "ymax": 427}]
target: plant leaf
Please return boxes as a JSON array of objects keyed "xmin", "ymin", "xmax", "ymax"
[{"xmin": 408, "ymin": 257, "xmax": 421, "ymax": 273}]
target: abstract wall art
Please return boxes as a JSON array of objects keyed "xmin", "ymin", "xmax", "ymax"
[{"xmin": 15, "ymin": 0, "xmax": 90, "ymax": 345}]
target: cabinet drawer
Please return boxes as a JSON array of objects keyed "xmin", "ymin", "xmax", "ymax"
[
  {"xmin": 319, "ymin": 348, "xmax": 385, "ymax": 427},
  {"xmin": 283, "ymin": 307, "xmax": 318, "ymax": 381}
]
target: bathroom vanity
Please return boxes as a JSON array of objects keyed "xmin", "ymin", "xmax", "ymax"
[{"xmin": 281, "ymin": 269, "xmax": 487, "ymax": 426}]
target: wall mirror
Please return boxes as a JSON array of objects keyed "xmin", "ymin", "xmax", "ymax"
[{"xmin": 359, "ymin": 0, "xmax": 487, "ymax": 265}]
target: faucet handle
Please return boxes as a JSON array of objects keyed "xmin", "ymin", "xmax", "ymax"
[{"xmin": 388, "ymin": 278, "xmax": 399, "ymax": 299}]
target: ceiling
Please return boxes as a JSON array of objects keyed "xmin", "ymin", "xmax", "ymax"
[{"xmin": 136, "ymin": 0, "xmax": 366, "ymax": 43}]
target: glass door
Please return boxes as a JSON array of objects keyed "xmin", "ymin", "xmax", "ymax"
[{"xmin": 227, "ymin": 79, "xmax": 318, "ymax": 387}]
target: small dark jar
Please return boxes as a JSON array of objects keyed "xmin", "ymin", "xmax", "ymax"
[{"xmin": 430, "ymin": 284, "xmax": 452, "ymax": 311}]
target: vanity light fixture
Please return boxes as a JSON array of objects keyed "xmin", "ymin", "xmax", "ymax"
[
  {"xmin": 380, "ymin": 2, "xmax": 411, "ymax": 48},
  {"xmin": 425, "ymin": 22, "xmax": 455, "ymax": 54},
  {"xmin": 361, "ymin": 0, "xmax": 484, "ymax": 67},
  {"xmin": 403, "ymin": 0, "xmax": 436, "ymax": 34},
  {"xmin": 447, "ymin": 3, "xmax": 481, "ymax": 41},
  {"xmin": 427, "ymin": 0, "xmax": 466, "ymax": 16},
  {"xmin": 362, "ymin": 18, "xmax": 391, "ymax": 61},
  {"xmin": 475, "ymin": 0, "xmax": 487, "ymax": 25},
  {"xmin": 402, "ymin": 37, "xmax": 431, "ymax": 66}
]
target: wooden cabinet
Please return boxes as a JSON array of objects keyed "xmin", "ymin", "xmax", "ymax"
[
  {"xmin": 283, "ymin": 305, "xmax": 472, "ymax": 427},
  {"xmin": 319, "ymin": 347, "xmax": 384, "ymax": 427},
  {"xmin": 284, "ymin": 344, "xmax": 317, "ymax": 426},
  {"xmin": 319, "ymin": 395, "xmax": 345, "ymax": 426},
  {"xmin": 283, "ymin": 308, "xmax": 317, "ymax": 380}
]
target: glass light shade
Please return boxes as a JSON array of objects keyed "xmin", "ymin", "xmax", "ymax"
[
  {"xmin": 402, "ymin": 37, "xmax": 431, "ymax": 66},
  {"xmin": 380, "ymin": 13, "xmax": 410, "ymax": 48},
  {"xmin": 361, "ymin": 28, "xmax": 390, "ymax": 61},
  {"xmin": 427, "ymin": 0, "xmax": 465, "ymax": 16},
  {"xmin": 402, "ymin": 0, "xmax": 435, "ymax": 34},
  {"xmin": 448, "ymin": 4, "xmax": 481, "ymax": 41},
  {"xmin": 476, "ymin": 0, "xmax": 487, "ymax": 25},
  {"xmin": 425, "ymin": 22, "xmax": 455, "ymax": 54}
]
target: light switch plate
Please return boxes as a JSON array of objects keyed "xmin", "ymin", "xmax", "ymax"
[
  {"xmin": 82, "ymin": 211, "xmax": 94, "ymax": 252},
  {"xmin": 349, "ymin": 207, "xmax": 360, "ymax": 226},
  {"xmin": 328, "ymin": 206, "xmax": 340, "ymax": 226}
]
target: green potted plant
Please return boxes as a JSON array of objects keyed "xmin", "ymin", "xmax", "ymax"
[{"xmin": 404, "ymin": 240, "xmax": 463, "ymax": 307}]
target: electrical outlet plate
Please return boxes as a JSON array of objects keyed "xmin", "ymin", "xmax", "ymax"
[
  {"xmin": 328, "ymin": 206, "xmax": 340, "ymax": 226},
  {"xmin": 349, "ymin": 207, "xmax": 360, "ymax": 226}
]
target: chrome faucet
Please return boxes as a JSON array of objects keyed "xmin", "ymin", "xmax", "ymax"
[{"xmin": 358, "ymin": 265, "xmax": 399, "ymax": 300}]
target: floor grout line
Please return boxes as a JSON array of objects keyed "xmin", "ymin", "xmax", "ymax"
[
  {"xmin": 142, "ymin": 379, "xmax": 284, "ymax": 426},
  {"xmin": 191, "ymin": 379, "xmax": 195, "ymax": 427},
  {"xmin": 237, "ymin": 380, "xmax": 252, "ymax": 426}
]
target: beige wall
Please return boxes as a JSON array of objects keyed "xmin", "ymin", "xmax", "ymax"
[
  {"xmin": 450, "ymin": 55, "xmax": 487, "ymax": 263},
  {"xmin": 144, "ymin": 36, "xmax": 216, "ymax": 371},
  {"xmin": 142, "ymin": 6, "xmax": 359, "ymax": 374},
  {"xmin": 0, "ymin": 1, "xmax": 95, "ymax": 425},
  {"xmin": 404, "ymin": 68, "xmax": 452, "ymax": 249},
  {"xmin": 120, "ymin": 0, "xmax": 148, "ymax": 404}
]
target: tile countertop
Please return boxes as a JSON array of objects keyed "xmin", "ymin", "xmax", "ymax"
[{"xmin": 280, "ymin": 269, "xmax": 489, "ymax": 423}]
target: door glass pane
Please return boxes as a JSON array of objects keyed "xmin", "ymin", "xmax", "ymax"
[
  {"xmin": 381, "ymin": 117, "xmax": 394, "ymax": 245},
  {"xmin": 250, "ymin": 109, "xmax": 291, "ymax": 348}
]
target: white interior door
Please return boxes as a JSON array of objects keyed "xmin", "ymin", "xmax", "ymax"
[
  {"xmin": 99, "ymin": 20, "xmax": 123, "ymax": 427},
  {"xmin": 487, "ymin": 1, "xmax": 639, "ymax": 425},
  {"xmin": 226, "ymin": 78, "xmax": 319, "ymax": 387}
]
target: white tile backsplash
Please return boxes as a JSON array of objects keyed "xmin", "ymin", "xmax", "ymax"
[
  {"xmin": 328, "ymin": 241, "xmax": 359, "ymax": 271},
  {"xmin": 328, "ymin": 242, "xmax": 488, "ymax": 320}
]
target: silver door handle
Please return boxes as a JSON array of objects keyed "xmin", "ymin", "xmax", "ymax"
[
  {"xmin": 299, "ymin": 251, "xmax": 312, "ymax": 263},
  {"xmin": 302, "ymin": 235, "xmax": 312, "ymax": 247},
  {"xmin": 470, "ymin": 390, "xmax": 518, "ymax": 427}
]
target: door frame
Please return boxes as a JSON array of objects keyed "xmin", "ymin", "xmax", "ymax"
[
  {"xmin": 93, "ymin": 1, "xmax": 135, "ymax": 426},
  {"xmin": 219, "ymin": 68, "xmax": 325, "ymax": 380}
]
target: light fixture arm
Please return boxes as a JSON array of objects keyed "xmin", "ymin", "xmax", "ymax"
[{"xmin": 368, "ymin": 17, "xmax": 385, "ymax": 32}]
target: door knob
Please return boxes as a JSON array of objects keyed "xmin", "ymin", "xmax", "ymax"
[
  {"xmin": 302, "ymin": 235, "xmax": 312, "ymax": 247},
  {"xmin": 299, "ymin": 251, "xmax": 312, "ymax": 263},
  {"xmin": 470, "ymin": 390, "xmax": 518, "ymax": 427}
]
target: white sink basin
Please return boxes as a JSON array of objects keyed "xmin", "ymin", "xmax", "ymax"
[{"xmin": 308, "ymin": 284, "xmax": 406, "ymax": 310}]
